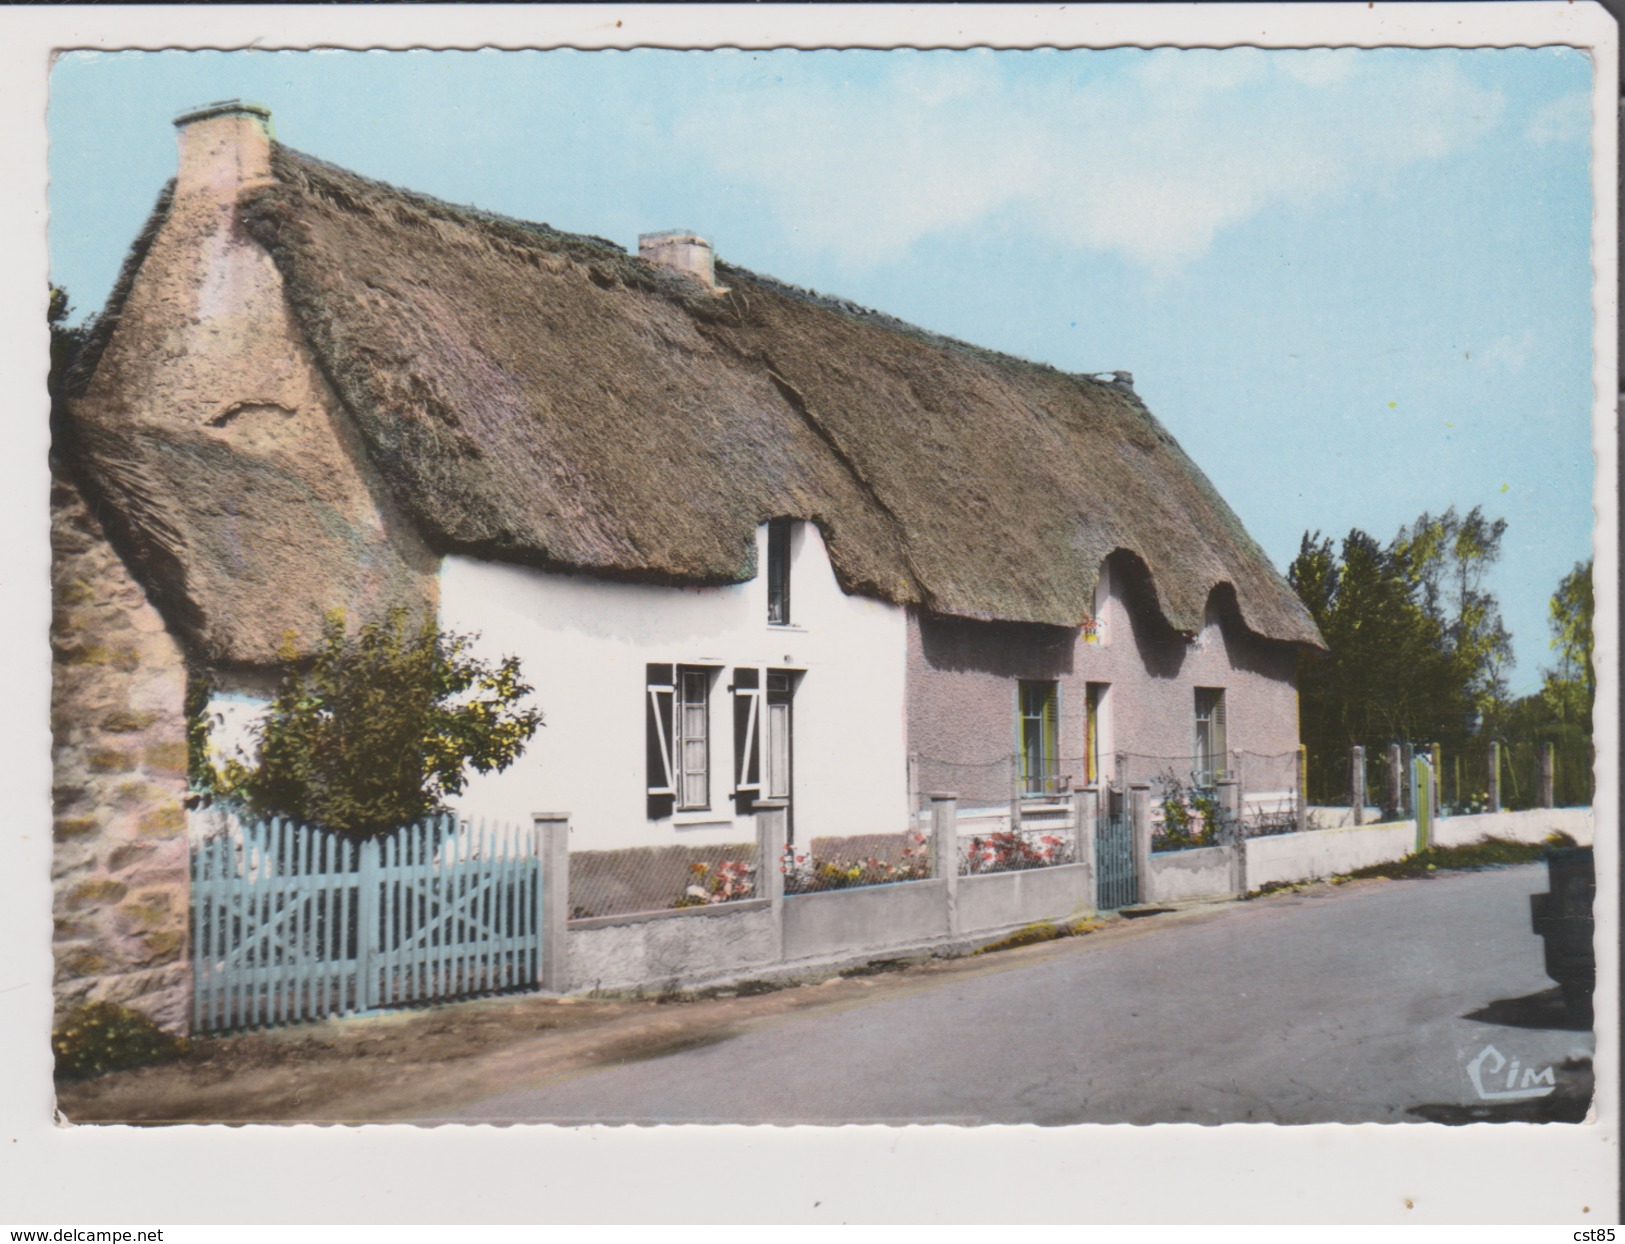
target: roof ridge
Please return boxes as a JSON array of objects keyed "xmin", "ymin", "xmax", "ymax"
[{"xmin": 273, "ymin": 143, "xmax": 1136, "ymax": 392}]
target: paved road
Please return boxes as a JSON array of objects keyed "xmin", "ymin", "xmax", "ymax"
[{"xmin": 436, "ymin": 865, "xmax": 1594, "ymax": 1125}]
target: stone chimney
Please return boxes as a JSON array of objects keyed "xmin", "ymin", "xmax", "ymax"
[
  {"xmin": 172, "ymin": 100, "xmax": 273, "ymax": 202},
  {"xmin": 638, "ymin": 230, "xmax": 727, "ymax": 293}
]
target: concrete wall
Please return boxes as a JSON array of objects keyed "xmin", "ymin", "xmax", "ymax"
[
  {"xmin": 1244, "ymin": 823, "xmax": 1417, "ymax": 890},
  {"xmin": 568, "ymin": 901, "xmax": 776, "ymax": 993},
  {"xmin": 1148, "ymin": 846, "xmax": 1234, "ymax": 902},
  {"xmin": 783, "ymin": 879, "xmax": 949, "ymax": 961},
  {"xmin": 51, "ymin": 471, "xmax": 192, "ymax": 1034},
  {"xmin": 957, "ymin": 863, "xmax": 1094, "ymax": 932},
  {"xmin": 1432, "ymin": 807, "xmax": 1594, "ymax": 848},
  {"xmin": 907, "ymin": 556, "xmax": 1302, "ymax": 808},
  {"xmin": 561, "ymin": 859, "xmax": 1107, "ymax": 994},
  {"xmin": 440, "ymin": 521, "xmax": 910, "ymax": 852},
  {"xmin": 1242, "ymin": 807, "xmax": 1594, "ymax": 891}
]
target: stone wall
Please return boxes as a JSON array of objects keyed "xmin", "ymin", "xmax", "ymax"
[{"xmin": 51, "ymin": 468, "xmax": 191, "ymax": 1034}]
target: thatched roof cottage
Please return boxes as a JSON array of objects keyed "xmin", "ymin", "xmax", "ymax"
[{"xmin": 60, "ymin": 102, "xmax": 1323, "ymax": 912}]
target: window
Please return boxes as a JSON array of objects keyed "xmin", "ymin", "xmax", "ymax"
[
  {"xmin": 647, "ymin": 663, "xmax": 714, "ymax": 813},
  {"xmin": 766, "ymin": 518, "xmax": 792, "ymax": 625},
  {"xmin": 1018, "ymin": 680, "xmax": 1059, "ymax": 797},
  {"xmin": 731, "ymin": 667, "xmax": 797, "ymax": 813},
  {"xmin": 1194, "ymin": 687, "xmax": 1227, "ymax": 785}
]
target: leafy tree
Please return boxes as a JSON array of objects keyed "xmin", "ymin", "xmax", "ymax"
[
  {"xmin": 205, "ymin": 609, "xmax": 543, "ymax": 837},
  {"xmin": 1392, "ymin": 506, "xmax": 1513, "ymax": 723},
  {"xmin": 49, "ymin": 285, "xmax": 88, "ymax": 443},
  {"xmin": 1543, "ymin": 558, "xmax": 1594, "ymax": 727},
  {"xmin": 1474, "ymin": 562, "xmax": 1595, "ymax": 810},
  {"xmin": 1288, "ymin": 509, "xmax": 1511, "ymax": 803}
]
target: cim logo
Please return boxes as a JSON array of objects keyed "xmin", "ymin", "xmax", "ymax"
[{"xmin": 1467, "ymin": 1044, "xmax": 1556, "ymax": 1101}]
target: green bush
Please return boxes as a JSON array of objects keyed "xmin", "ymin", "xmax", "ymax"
[
  {"xmin": 199, "ymin": 608, "xmax": 542, "ymax": 838},
  {"xmin": 52, "ymin": 1001, "xmax": 189, "ymax": 1081}
]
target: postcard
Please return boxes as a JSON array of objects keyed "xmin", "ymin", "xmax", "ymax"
[{"xmin": 7, "ymin": 1, "xmax": 1617, "ymax": 1226}]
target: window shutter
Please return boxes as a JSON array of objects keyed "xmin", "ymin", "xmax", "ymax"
[
  {"xmin": 732, "ymin": 668, "xmax": 761, "ymax": 795},
  {"xmin": 1212, "ymin": 691, "xmax": 1228, "ymax": 775},
  {"xmin": 646, "ymin": 663, "xmax": 676, "ymax": 796}
]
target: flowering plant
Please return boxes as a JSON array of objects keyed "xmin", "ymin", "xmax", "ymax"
[
  {"xmin": 1152, "ymin": 770, "xmax": 1223, "ymax": 851},
  {"xmin": 782, "ymin": 831, "xmax": 932, "ymax": 893},
  {"xmin": 962, "ymin": 830, "xmax": 1071, "ymax": 875},
  {"xmin": 674, "ymin": 858, "xmax": 754, "ymax": 907}
]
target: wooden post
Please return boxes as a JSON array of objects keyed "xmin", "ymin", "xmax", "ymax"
[
  {"xmin": 1350, "ymin": 745, "xmax": 1366, "ymax": 827},
  {"xmin": 1387, "ymin": 744, "xmax": 1404, "ymax": 821},
  {"xmin": 358, "ymin": 836, "xmax": 380, "ymax": 1010},
  {"xmin": 1487, "ymin": 740, "xmax": 1502, "ymax": 814},
  {"xmin": 1539, "ymin": 741, "xmax": 1555, "ymax": 809},
  {"xmin": 930, "ymin": 793, "xmax": 960, "ymax": 934},
  {"xmin": 754, "ymin": 799, "xmax": 788, "ymax": 962},
  {"xmin": 534, "ymin": 813, "xmax": 570, "ymax": 993},
  {"xmin": 1077, "ymin": 786, "xmax": 1098, "ymax": 911},
  {"xmin": 1295, "ymin": 744, "xmax": 1308, "ymax": 834},
  {"xmin": 1129, "ymin": 782, "xmax": 1152, "ymax": 905}
]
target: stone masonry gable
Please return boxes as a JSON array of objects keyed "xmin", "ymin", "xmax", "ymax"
[{"xmin": 51, "ymin": 465, "xmax": 191, "ymax": 1034}]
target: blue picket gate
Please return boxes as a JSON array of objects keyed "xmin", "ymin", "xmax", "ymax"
[{"xmin": 191, "ymin": 813, "xmax": 542, "ymax": 1033}]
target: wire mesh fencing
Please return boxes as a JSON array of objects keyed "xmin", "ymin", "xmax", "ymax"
[
  {"xmin": 785, "ymin": 828, "xmax": 933, "ymax": 894},
  {"xmin": 568, "ymin": 839, "xmax": 761, "ymax": 920},
  {"xmin": 958, "ymin": 821, "xmax": 1079, "ymax": 875}
]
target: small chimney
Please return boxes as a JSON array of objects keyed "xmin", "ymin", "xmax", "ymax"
[
  {"xmin": 638, "ymin": 230, "xmax": 727, "ymax": 293},
  {"xmin": 172, "ymin": 100, "xmax": 273, "ymax": 201}
]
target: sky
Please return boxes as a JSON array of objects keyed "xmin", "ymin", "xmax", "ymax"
[{"xmin": 47, "ymin": 46, "xmax": 1599, "ymax": 695}]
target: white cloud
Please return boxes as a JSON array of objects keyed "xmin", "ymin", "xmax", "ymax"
[
  {"xmin": 1526, "ymin": 88, "xmax": 1590, "ymax": 146},
  {"xmin": 670, "ymin": 50, "xmax": 1510, "ymax": 275},
  {"xmin": 1476, "ymin": 329, "xmax": 1537, "ymax": 373}
]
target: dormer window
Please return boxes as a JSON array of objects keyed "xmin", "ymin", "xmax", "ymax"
[{"xmin": 767, "ymin": 518, "xmax": 792, "ymax": 625}]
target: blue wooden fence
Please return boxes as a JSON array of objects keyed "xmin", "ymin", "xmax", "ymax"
[{"xmin": 192, "ymin": 813, "xmax": 542, "ymax": 1033}]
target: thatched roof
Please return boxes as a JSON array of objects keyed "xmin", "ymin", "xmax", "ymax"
[{"xmin": 78, "ymin": 142, "xmax": 1324, "ymax": 652}]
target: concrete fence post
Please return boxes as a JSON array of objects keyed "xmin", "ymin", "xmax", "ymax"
[
  {"xmin": 1539, "ymin": 742, "xmax": 1555, "ymax": 809},
  {"xmin": 1217, "ymin": 778, "xmax": 1244, "ymax": 897},
  {"xmin": 1430, "ymin": 744, "xmax": 1443, "ymax": 823},
  {"xmin": 1411, "ymin": 759, "xmax": 1433, "ymax": 852},
  {"xmin": 930, "ymin": 792, "xmax": 960, "ymax": 935},
  {"xmin": 1129, "ymin": 782, "xmax": 1152, "ymax": 905},
  {"xmin": 1487, "ymin": 740, "xmax": 1502, "ymax": 814},
  {"xmin": 1077, "ymin": 786, "xmax": 1098, "ymax": 911},
  {"xmin": 1387, "ymin": 743, "xmax": 1404, "ymax": 821},
  {"xmin": 1009, "ymin": 756, "xmax": 1023, "ymax": 834},
  {"xmin": 1295, "ymin": 745, "xmax": 1308, "ymax": 834},
  {"xmin": 754, "ymin": 799, "xmax": 788, "ymax": 963},
  {"xmin": 1349, "ymin": 745, "xmax": 1366, "ymax": 826},
  {"xmin": 534, "ymin": 813, "xmax": 571, "ymax": 993}
]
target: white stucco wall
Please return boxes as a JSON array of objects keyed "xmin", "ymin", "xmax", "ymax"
[{"xmin": 440, "ymin": 522, "xmax": 911, "ymax": 850}]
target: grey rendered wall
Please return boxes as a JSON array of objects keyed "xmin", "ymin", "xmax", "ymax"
[
  {"xmin": 782, "ymin": 879, "xmax": 950, "ymax": 961},
  {"xmin": 1148, "ymin": 847, "xmax": 1234, "ymax": 902},
  {"xmin": 907, "ymin": 563, "xmax": 1302, "ymax": 807},
  {"xmin": 957, "ymin": 863, "xmax": 1094, "ymax": 932},
  {"xmin": 569, "ymin": 901, "xmax": 777, "ymax": 992}
]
